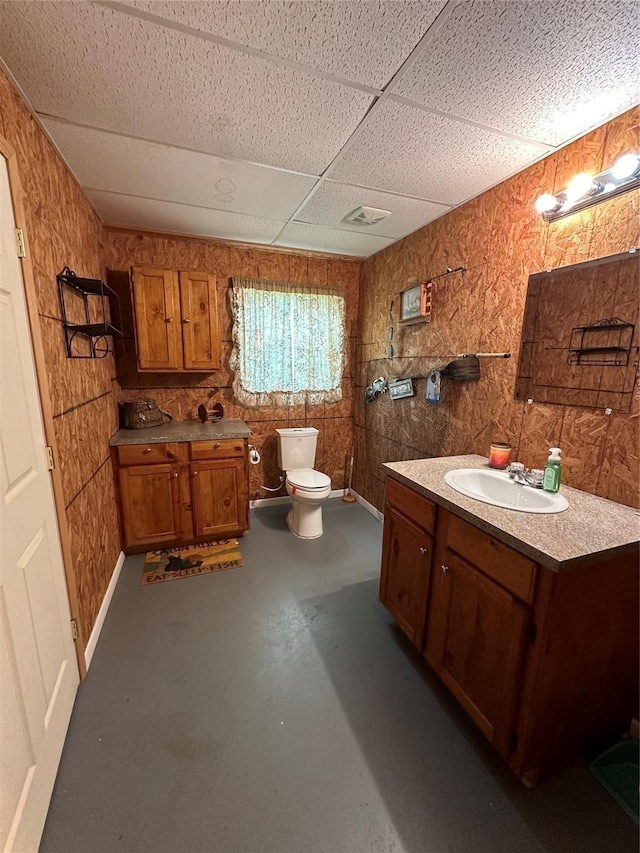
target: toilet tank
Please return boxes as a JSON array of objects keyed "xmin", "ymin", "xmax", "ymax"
[{"xmin": 276, "ymin": 427, "xmax": 318, "ymax": 470}]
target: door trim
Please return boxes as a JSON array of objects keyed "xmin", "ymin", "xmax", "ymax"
[{"xmin": 0, "ymin": 132, "xmax": 87, "ymax": 678}]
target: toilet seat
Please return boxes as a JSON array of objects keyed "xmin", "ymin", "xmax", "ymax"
[{"xmin": 286, "ymin": 468, "xmax": 331, "ymax": 491}]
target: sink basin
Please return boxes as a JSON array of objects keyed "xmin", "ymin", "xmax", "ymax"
[{"xmin": 444, "ymin": 468, "xmax": 569, "ymax": 513}]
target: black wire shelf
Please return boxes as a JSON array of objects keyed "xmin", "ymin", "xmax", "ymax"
[{"xmin": 57, "ymin": 267, "xmax": 123, "ymax": 359}]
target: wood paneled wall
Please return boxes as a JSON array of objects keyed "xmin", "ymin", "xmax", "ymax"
[
  {"xmin": 0, "ymin": 71, "xmax": 121, "ymax": 645},
  {"xmin": 103, "ymin": 230, "xmax": 360, "ymax": 499},
  {"xmin": 355, "ymin": 107, "xmax": 640, "ymax": 511}
]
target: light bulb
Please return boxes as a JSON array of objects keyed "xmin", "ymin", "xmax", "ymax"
[
  {"xmin": 565, "ymin": 173, "xmax": 596, "ymax": 203},
  {"xmin": 611, "ymin": 153, "xmax": 640, "ymax": 180},
  {"xmin": 535, "ymin": 193, "xmax": 559, "ymax": 214}
]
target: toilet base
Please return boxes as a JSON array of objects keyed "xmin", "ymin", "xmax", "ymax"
[{"xmin": 286, "ymin": 503, "xmax": 324, "ymax": 539}]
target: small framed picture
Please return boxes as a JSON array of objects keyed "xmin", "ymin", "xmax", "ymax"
[
  {"xmin": 389, "ymin": 378, "xmax": 414, "ymax": 400},
  {"xmin": 399, "ymin": 282, "xmax": 430, "ymax": 324}
]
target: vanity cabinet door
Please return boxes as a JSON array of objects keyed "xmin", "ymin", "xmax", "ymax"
[
  {"xmin": 131, "ymin": 266, "xmax": 182, "ymax": 370},
  {"xmin": 118, "ymin": 462, "xmax": 182, "ymax": 549},
  {"xmin": 430, "ymin": 548, "xmax": 530, "ymax": 755},
  {"xmin": 380, "ymin": 506, "xmax": 433, "ymax": 648},
  {"xmin": 190, "ymin": 458, "xmax": 248, "ymax": 538}
]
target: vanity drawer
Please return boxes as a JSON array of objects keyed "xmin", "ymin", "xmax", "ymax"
[
  {"xmin": 190, "ymin": 439, "xmax": 245, "ymax": 460},
  {"xmin": 385, "ymin": 477, "xmax": 435, "ymax": 534},
  {"xmin": 116, "ymin": 442, "xmax": 176, "ymax": 466},
  {"xmin": 446, "ymin": 513, "xmax": 537, "ymax": 603}
]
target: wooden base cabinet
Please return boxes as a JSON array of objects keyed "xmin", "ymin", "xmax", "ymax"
[
  {"xmin": 380, "ymin": 476, "xmax": 639, "ymax": 785},
  {"xmin": 191, "ymin": 458, "xmax": 248, "ymax": 539},
  {"xmin": 380, "ymin": 506, "xmax": 433, "ymax": 648},
  {"xmin": 113, "ymin": 438, "xmax": 249, "ymax": 553},
  {"xmin": 118, "ymin": 462, "xmax": 182, "ymax": 549}
]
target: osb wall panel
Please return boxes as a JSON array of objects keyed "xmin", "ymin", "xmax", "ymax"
[
  {"xmin": 355, "ymin": 106, "xmax": 640, "ymax": 510},
  {"xmin": 1, "ymin": 71, "xmax": 121, "ymax": 641},
  {"xmin": 103, "ymin": 231, "xmax": 360, "ymax": 498}
]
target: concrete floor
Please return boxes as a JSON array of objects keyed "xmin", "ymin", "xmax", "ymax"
[{"xmin": 41, "ymin": 501, "xmax": 635, "ymax": 853}]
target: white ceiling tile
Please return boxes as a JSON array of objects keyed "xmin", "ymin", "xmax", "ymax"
[
  {"xmin": 89, "ymin": 190, "xmax": 286, "ymax": 244},
  {"xmin": 0, "ymin": 1, "xmax": 373, "ymax": 174},
  {"xmin": 395, "ymin": 0, "xmax": 640, "ymax": 146},
  {"xmin": 41, "ymin": 118, "xmax": 318, "ymax": 220},
  {"xmin": 297, "ymin": 182, "xmax": 450, "ymax": 238},
  {"xmin": 273, "ymin": 221, "xmax": 393, "ymax": 257},
  {"xmin": 328, "ymin": 100, "xmax": 548, "ymax": 204},
  {"xmin": 119, "ymin": 0, "xmax": 447, "ymax": 89}
]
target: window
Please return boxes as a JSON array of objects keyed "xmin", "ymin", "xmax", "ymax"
[{"xmin": 230, "ymin": 278, "xmax": 346, "ymax": 407}]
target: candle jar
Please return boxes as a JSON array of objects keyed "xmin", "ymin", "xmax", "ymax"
[{"xmin": 489, "ymin": 442, "xmax": 511, "ymax": 469}]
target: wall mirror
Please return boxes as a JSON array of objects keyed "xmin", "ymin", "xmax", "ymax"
[{"xmin": 515, "ymin": 252, "xmax": 639, "ymax": 413}]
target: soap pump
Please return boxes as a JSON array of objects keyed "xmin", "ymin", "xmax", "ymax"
[{"xmin": 543, "ymin": 447, "xmax": 562, "ymax": 493}]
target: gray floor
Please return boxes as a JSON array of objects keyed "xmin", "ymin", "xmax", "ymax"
[{"xmin": 41, "ymin": 501, "xmax": 635, "ymax": 853}]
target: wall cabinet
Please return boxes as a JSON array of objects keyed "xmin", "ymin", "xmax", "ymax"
[
  {"xmin": 113, "ymin": 438, "xmax": 248, "ymax": 553},
  {"xmin": 131, "ymin": 266, "xmax": 220, "ymax": 372},
  {"xmin": 380, "ymin": 476, "xmax": 639, "ymax": 784}
]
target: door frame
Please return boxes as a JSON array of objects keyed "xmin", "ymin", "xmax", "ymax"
[{"xmin": 0, "ymin": 132, "xmax": 86, "ymax": 678}]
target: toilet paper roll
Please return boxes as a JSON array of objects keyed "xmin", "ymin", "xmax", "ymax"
[{"xmin": 249, "ymin": 448, "xmax": 261, "ymax": 464}]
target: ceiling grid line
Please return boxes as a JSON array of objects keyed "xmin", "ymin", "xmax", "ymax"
[
  {"xmin": 271, "ymin": 0, "xmax": 462, "ymax": 247},
  {"xmin": 95, "ymin": 0, "xmax": 384, "ymax": 96}
]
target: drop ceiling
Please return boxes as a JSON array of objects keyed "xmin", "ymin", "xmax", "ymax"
[{"xmin": 0, "ymin": 0, "xmax": 638, "ymax": 258}]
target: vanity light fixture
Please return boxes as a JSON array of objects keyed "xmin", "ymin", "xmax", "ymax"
[{"xmin": 535, "ymin": 152, "xmax": 640, "ymax": 222}]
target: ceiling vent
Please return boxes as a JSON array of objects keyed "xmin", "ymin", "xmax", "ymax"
[{"xmin": 343, "ymin": 206, "xmax": 391, "ymax": 226}]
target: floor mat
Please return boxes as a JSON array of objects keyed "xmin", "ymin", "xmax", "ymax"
[
  {"xmin": 589, "ymin": 739, "xmax": 639, "ymax": 824},
  {"xmin": 140, "ymin": 539, "xmax": 243, "ymax": 585}
]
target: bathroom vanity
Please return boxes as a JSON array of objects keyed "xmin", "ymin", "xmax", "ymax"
[
  {"xmin": 380, "ymin": 454, "xmax": 639, "ymax": 785},
  {"xmin": 110, "ymin": 420, "xmax": 251, "ymax": 553}
]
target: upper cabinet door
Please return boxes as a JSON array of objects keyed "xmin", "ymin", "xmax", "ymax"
[
  {"xmin": 179, "ymin": 271, "xmax": 220, "ymax": 371},
  {"xmin": 132, "ymin": 266, "xmax": 182, "ymax": 370}
]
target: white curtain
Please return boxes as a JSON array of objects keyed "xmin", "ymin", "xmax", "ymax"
[{"xmin": 231, "ymin": 278, "xmax": 346, "ymax": 407}]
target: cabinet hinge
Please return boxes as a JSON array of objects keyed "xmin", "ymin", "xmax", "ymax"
[
  {"xmin": 71, "ymin": 619, "xmax": 79, "ymax": 640},
  {"xmin": 508, "ymin": 732, "xmax": 518, "ymax": 754},
  {"xmin": 526, "ymin": 623, "xmax": 537, "ymax": 644},
  {"xmin": 15, "ymin": 228, "xmax": 27, "ymax": 258},
  {"xmin": 45, "ymin": 446, "xmax": 55, "ymax": 470}
]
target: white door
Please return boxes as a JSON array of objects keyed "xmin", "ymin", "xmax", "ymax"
[{"xmin": 0, "ymin": 155, "xmax": 79, "ymax": 851}]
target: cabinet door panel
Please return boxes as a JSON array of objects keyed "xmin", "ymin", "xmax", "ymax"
[
  {"xmin": 191, "ymin": 459, "xmax": 246, "ymax": 538},
  {"xmin": 179, "ymin": 271, "xmax": 220, "ymax": 371},
  {"xmin": 132, "ymin": 267, "xmax": 181, "ymax": 370},
  {"xmin": 118, "ymin": 463, "xmax": 181, "ymax": 548},
  {"xmin": 380, "ymin": 507, "xmax": 432, "ymax": 648},
  {"xmin": 437, "ymin": 549, "xmax": 529, "ymax": 750}
]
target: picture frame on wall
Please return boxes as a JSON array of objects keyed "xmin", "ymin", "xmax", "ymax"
[{"xmin": 399, "ymin": 282, "xmax": 430, "ymax": 324}]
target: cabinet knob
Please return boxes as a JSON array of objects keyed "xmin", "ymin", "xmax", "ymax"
[
  {"xmin": 214, "ymin": 442, "xmax": 221, "ymax": 449},
  {"xmin": 419, "ymin": 547, "xmax": 428, "ymax": 555},
  {"xmin": 192, "ymin": 471, "xmax": 198, "ymax": 476},
  {"xmin": 441, "ymin": 565, "xmax": 449, "ymax": 574},
  {"xmin": 143, "ymin": 447, "xmax": 152, "ymax": 454},
  {"xmin": 165, "ymin": 317, "xmax": 174, "ymax": 323},
  {"xmin": 183, "ymin": 318, "xmax": 190, "ymax": 323},
  {"xmin": 172, "ymin": 472, "xmax": 178, "ymax": 479}
]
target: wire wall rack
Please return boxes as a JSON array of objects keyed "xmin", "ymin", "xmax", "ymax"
[{"xmin": 57, "ymin": 267, "xmax": 123, "ymax": 358}]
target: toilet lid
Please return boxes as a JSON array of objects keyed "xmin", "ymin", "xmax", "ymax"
[{"xmin": 287, "ymin": 468, "xmax": 331, "ymax": 490}]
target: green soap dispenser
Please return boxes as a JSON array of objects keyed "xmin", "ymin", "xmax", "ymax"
[{"xmin": 543, "ymin": 447, "xmax": 562, "ymax": 493}]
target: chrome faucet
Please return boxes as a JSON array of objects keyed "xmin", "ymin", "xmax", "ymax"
[
  {"xmin": 511, "ymin": 469, "xmax": 529, "ymax": 486},
  {"xmin": 507, "ymin": 462, "xmax": 544, "ymax": 488}
]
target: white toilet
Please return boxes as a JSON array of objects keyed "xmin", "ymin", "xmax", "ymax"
[{"xmin": 276, "ymin": 427, "xmax": 332, "ymax": 539}]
